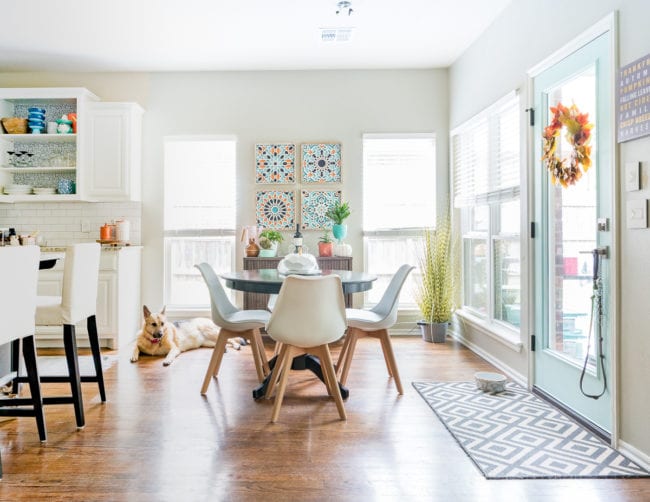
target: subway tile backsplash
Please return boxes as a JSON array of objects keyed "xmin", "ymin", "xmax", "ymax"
[{"xmin": 0, "ymin": 202, "xmax": 141, "ymax": 247}]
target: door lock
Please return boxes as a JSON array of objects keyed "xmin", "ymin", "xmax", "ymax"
[{"xmin": 597, "ymin": 218, "xmax": 609, "ymax": 232}]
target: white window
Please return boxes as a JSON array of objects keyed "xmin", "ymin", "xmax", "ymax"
[
  {"xmin": 362, "ymin": 134, "xmax": 436, "ymax": 307},
  {"xmin": 452, "ymin": 92, "xmax": 521, "ymax": 330},
  {"xmin": 163, "ymin": 136, "xmax": 236, "ymax": 309}
]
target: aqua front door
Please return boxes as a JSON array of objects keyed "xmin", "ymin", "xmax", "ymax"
[{"xmin": 531, "ymin": 23, "xmax": 615, "ymax": 435}]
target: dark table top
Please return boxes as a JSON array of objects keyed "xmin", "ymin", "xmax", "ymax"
[{"xmin": 220, "ymin": 269, "xmax": 377, "ymax": 295}]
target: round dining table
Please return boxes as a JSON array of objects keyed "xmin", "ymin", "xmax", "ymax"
[
  {"xmin": 220, "ymin": 268, "xmax": 377, "ymax": 400},
  {"xmin": 220, "ymin": 268, "xmax": 377, "ymax": 295}
]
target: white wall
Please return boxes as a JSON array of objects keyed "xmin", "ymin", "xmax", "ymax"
[
  {"xmin": 449, "ymin": 0, "xmax": 650, "ymax": 458},
  {"xmin": 141, "ymin": 69, "xmax": 448, "ymax": 309}
]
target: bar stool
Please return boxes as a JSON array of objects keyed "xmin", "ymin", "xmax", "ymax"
[
  {"xmin": 31, "ymin": 243, "xmax": 103, "ymax": 429},
  {"xmin": 0, "ymin": 246, "xmax": 47, "ymax": 454}
]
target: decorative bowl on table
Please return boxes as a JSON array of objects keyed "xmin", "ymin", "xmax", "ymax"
[{"xmin": 278, "ymin": 253, "xmax": 320, "ymax": 275}]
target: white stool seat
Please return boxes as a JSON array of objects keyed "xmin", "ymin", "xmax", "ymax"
[
  {"xmin": 34, "ymin": 295, "xmax": 64, "ymax": 325},
  {"xmin": 345, "ymin": 308, "xmax": 388, "ymax": 329}
]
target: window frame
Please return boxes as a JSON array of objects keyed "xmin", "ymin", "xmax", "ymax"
[
  {"xmin": 162, "ymin": 135, "xmax": 237, "ymax": 311},
  {"xmin": 451, "ymin": 91, "xmax": 523, "ymax": 341}
]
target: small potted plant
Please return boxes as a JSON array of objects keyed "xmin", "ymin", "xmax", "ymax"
[
  {"xmin": 325, "ymin": 200, "xmax": 351, "ymax": 242},
  {"xmin": 318, "ymin": 231, "xmax": 334, "ymax": 257},
  {"xmin": 258, "ymin": 229, "xmax": 284, "ymax": 257}
]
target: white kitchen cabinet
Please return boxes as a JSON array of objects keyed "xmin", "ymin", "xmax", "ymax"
[
  {"xmin": 36, "ymin": 247, "xmax": 142, "ymax": 350},
  {"xmin": 83, "ymin": 102, "xmax": 143, "ymax": 201},
  {"xmin": 0, "ymin": 87, "xmax": 98, "ymax": 202}
]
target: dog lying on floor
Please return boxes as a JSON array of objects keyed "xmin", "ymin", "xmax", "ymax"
[{"xmin": 130, "ymin": 305, "xmax": 246, "ymax": 366}]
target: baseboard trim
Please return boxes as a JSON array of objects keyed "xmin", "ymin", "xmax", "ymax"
[
  {"xmin": 448, "ymin": 329, "xmax": 526, "ymax": 386},
  {"xmin": 618, "ymin": 440, "xmax": 650, "ymax": 471}
]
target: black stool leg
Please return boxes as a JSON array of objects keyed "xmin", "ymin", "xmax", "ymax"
[
  {"xmin": 11, "ymin": 339, "xmax": 21, "ymax": 395},
  {"xmin": 87, "ymin": 315, "xmax": 106, "ymax": 402},
  {"xmin": 22, "ymin": 335, "xmax": 47, "ymax": 442},
  {"xmin": 63, "ymin": 324, "xmax": 84, "ymax": 428}
]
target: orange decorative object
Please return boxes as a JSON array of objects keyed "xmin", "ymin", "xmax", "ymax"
[
  {"xmin": 100, "ymin": 224, "xmax": 112, "ymax": 241},
  {"xmin": 541, "ymin": 102, "xmax": 593, "ymax": 188},
  {"xmin": 68, "ymin": 113, "xmax": 77, "ymax": 133},
  {"xmin": 245, "ymin": 238, "xmax": 260, "ymax": 257}
]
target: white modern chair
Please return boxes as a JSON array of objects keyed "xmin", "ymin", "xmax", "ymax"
[
  {"xmin": 33, "ymin": 243, "xmax": 103, "ymax": 429},
  {"xmin": 0, "ymin": 246, "xmax": 47, "ymax": 447},
  {"xmin": 195, "ymin": 263, "xmax": 271, "ymax": 393},
  {"xmin": 265, "ymin": 274, "xmax": 347, "ymax": 423},
  {"xmin": 336, "ymin": 264, "xmax": 415, "ymax": 395}
]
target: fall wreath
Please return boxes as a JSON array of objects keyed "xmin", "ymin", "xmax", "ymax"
[{"xmin": 542, "ymin": 102, "xmax": 593, "ymax": 188}]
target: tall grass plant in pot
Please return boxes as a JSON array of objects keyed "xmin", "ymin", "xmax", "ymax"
[{"xmin": 415, "ymin": 211, "xmax": 458, "ymax": 343}]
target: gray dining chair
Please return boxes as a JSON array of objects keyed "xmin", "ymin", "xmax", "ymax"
[
  {"xmin": 336, "ymin": 264, "xmax": 415, "ymax": 395},
  {"xmin": 264, "ymin": 274, "xmax": 347, "ymax": 422},
  {"xmin": 195, "ymin": 263, "xmax": 271, "ymax": 393}
]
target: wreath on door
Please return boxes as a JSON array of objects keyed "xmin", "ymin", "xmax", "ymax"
[{"xmin": 542, "ymin": 102, "xmax": 593, "ymax": 188}]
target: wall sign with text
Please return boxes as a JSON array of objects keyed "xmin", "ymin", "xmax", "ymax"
[{"xmin": 618, "ymin": 53, "xmax": 650, "ymax": 143}]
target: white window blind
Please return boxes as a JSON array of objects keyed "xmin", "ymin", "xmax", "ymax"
[
  {"xmin": 363, "ymin": 134, "xmax": 436, "ymax": 231},
  {"xmin": 164, "ymin": 137, "xmax": 236, "ymax": 232},
  {"xmin": 453, "ymin": 93, "xmax": 520, "ymax": 207}
]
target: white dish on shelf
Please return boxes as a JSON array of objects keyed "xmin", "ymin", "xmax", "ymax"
[{"xmin": 32, "ymin": 187, "xmax": 56, "ymax": 194}]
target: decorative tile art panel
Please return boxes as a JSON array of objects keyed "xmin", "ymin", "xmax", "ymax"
[
  {"xmin": 256, "ymin": 144, "xmax": 296, "ymax": 184},
  {"xmin": 301, "ymin": 143, "xmax": 342, "ymax": 183},
  {"xmin": 301, "ymin": 190, "xmax": 341, "ymax": 230},
  {"xmin": 256, "ymin": 191, "xmax": 295, "ymax": 229}
]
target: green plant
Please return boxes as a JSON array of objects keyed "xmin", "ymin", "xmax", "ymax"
[
  {"xmin": 325, "ymin": 201, "xmax": 351, "ymax": 225},
  {"xmin": 415, "ymin": 211, "xmax": 459, "ymax": 324},
  {"xmin": 319, "ymin": 231, "xmax": 333, "ymax": 243},
  {"xmin": 258, "ymin": 229, "xmax": 283, "ymax": 250}
]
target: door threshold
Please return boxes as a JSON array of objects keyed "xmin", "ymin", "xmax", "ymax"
[{"xmin": 532, "ymin": 386, "xmax": 611, "ymax": 444}]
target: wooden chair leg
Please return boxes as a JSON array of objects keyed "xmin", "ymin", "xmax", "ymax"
[
  {"xmin": 378, "ymin": 329, "xmax": 403, "ymax": 395},
  {"xmin": 317, "ymin": 344, "xmax": 346, "ymax": 421},
  {"xmin": 335, "ymin": 330, "xmax": 352, "ymax": 376},
  {"xmin": 338, "ymin": 329, "xmax": 359, "ymax": 386},
  {"xmin": 86, "ymin": 315, "xmax": 106, "ymax": 402},
  {"xmin": 247, "ymin": 329, "xmax": 267, "ymax": 383},
  {"xmin": 22, "ymin": 335, "xmax": 47, "ymax": 442},
  {"xmin": 200, "ymin": 332, "xmax": 229, "ymax": 394},
  {"xmin": 271, "ymin": 345, "xmax": 294, "ymax": 423},
  {"xmin": 254, "ymin": 329, "xmax": 270, "ymax": 375},
  {"xmin": 265, "ymin": 343, "xmax": 289, "ymax": 400},
  {"xmin": 63, "ymin": 324, "xmax": 85, "ymax": 428}
]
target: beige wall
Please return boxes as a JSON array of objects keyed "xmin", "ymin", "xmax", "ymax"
[{"xmin": 449, "ymin": 0, "xmax": 650, "ymax": 458}]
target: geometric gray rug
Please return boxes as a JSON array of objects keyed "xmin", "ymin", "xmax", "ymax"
[{"xmin": 413, "ymin": 381, "xmax": 650, "ymax": 479}]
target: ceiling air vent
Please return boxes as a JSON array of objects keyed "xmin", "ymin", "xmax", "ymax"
[{"xmin": 320, "ymin": 27, "xmax": 353, "ymax": 43}]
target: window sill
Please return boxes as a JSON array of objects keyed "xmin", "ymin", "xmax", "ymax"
[{"xmin": 455, "ymin": 309, "xmax": 523, "ymax": 353}]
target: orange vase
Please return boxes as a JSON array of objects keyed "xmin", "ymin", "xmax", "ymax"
[{"xmin": 246, "ymin": 238, "xmax": 260, "ymax": 257}]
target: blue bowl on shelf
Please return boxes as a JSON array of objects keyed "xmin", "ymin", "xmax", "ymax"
[
  {"xmin": 28, "ymin": 114, "xmax": 45, "ymax": 122},
  {"xmin": 28, "ymin": 119, "xmax": 44, "ymax": 125},
  {"xmin": 28, "ymin": 107, "xmax": 45, "ymax": 115}
]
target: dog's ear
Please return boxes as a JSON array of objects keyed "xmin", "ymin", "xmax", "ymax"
[
  {"xmin": 161, "ymin": 305, "xmax": 166, "ymax": 316},
  {"xmin": 143, "ymin": 305, "xmax": 151, "ymax": 318}
]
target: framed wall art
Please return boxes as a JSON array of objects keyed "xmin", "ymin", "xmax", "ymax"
[
  {"xmin": 255, "ymin": 143, "xmax": 296, "ymax": 184},
  {"xmin": 301, "ymin": 189, "xmax": 341, "ymax": 230},
  {"xmin": 256, "ymin": 190, "xmax": 295, "ymax": 229},
  {"xmin": 301, "ymin": 143, "xmax": 342, "ymax": 183}
]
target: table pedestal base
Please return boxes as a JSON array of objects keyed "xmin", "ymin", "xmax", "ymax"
[{"xmin": 252, "ymin": 354, "xmax": 349, "ymax": 400}]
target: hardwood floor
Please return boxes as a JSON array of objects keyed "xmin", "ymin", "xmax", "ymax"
[{"xmin": 0, "ymin": 336, "xmax": 648, "ymax": 501}]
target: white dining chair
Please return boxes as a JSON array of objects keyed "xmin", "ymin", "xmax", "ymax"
[
  {"xmin": 0, "ymin": 246, "xmax": 47, "ymax": 445},
  {"xmin": 195, "ymin": 263, "xmax": 271, "ymax": 393},
  {"xmin": 33, "ymin": 243, "xmax": 103, "ymax": 429},
  {"xmin": 336, "ymin": 264, "xmax": 415, "ymax": 395},
  {"xmin": 265, "ymin": 274, "xmax": 347, "ymax": 423}
]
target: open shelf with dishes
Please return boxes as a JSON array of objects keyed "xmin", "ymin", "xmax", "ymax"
[{"xmin": 0, "ymin": 88, "xmax": 97, "ymax": 200}]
